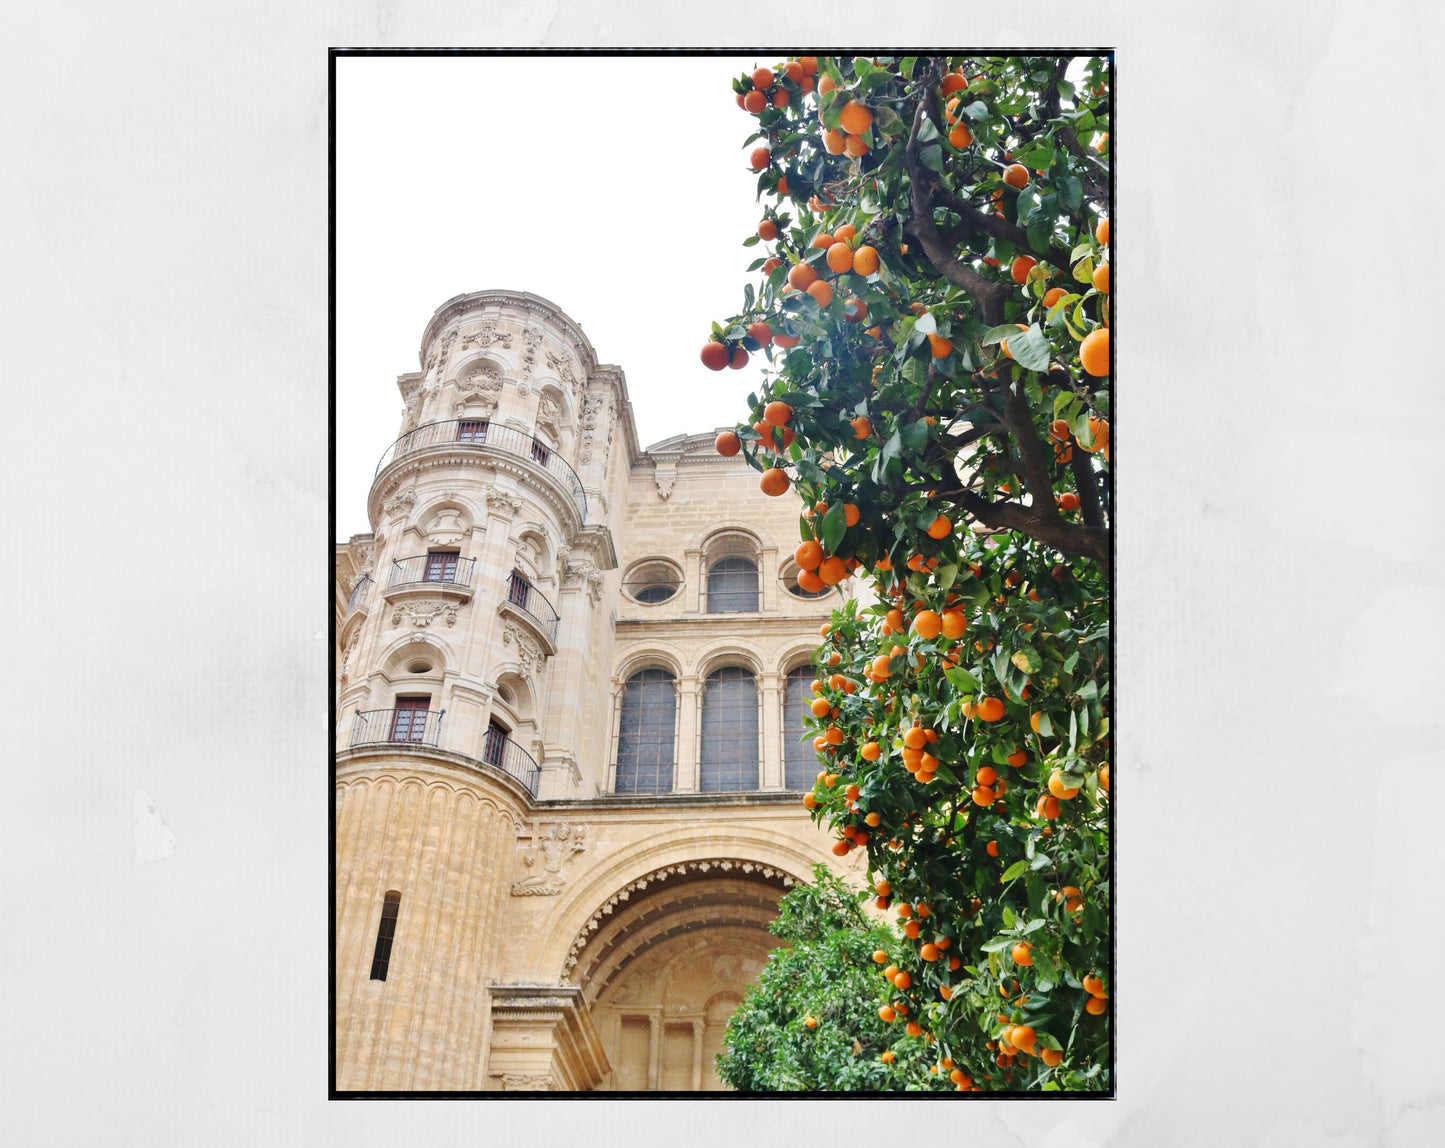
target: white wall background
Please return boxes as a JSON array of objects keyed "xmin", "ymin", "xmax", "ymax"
[{"xmin": 3, "ymin": 2, "xmax": 1444, "ymax": 1145}]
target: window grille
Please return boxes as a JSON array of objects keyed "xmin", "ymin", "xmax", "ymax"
[
  {"xmin": 699, "ymin": 667, "xmax": 759, "ymax": 791},
  {"xmin": 783, "ymin": 666, "xmax": 817, "ymax": 790},
  {"xmin": 483, "ymin": 719, "xmax": 508, "ymax": 768},
  {"xmin": 614, "ymin": 669, "xmax": 676, "ymax": 794},
  {"xmin": 456, "ymin": 419, "xmax": 489, "ymax": 443},
  {"xmin": 706, "ymin": 557, "xmax": 759, "ymax": 613}
]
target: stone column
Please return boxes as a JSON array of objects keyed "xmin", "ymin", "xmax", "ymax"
[
  {"xmin": 683, "ymin": 548, "xmax": 703, "ymax": 613},
  {"xmin": 759, "ymin": 672, "xmax": 782, "ymax": 790},
  {"xmin": 647, "ymin": 1015, "xmax": 662, "ymax": 1091},
  {"xmin": 691, "ymin": 1020, "xmax": 705, "ymax": 1090},
  {"xmin": 760, "ymin": 546, "xmax": 779, "ymax": 612},
  {"xmin": 674, "ymin": 675, "xmax": 700, "ymax": 793},
  {"xmin": 486, "ymin": 985, "xmax": 610, "ymax": 1092}
]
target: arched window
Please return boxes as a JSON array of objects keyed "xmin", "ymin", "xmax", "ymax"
[
  {"xmin": 782, "ymin": 666, "xmax": 817, "ymax": 790},
  {"xmin": 706, "ymin": 557, "xmax": 758, "ymax": 613},
  {"xmin": 699, "ymin": 666, "xmax": 759, "ymax": 792},
  {"xmin": 614, "ymin": 669, "xmax": 677, "ymax": 794}
]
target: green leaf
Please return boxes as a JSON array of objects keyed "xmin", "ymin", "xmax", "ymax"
[
  {"xmin": 1072, "ymin": 256, "xmax": 1095, "ymax": 285},
  {"xmin": 919, "ymin": 143, "xmax": 944, "ymax": 172},
  {"xmin": 944, "ymin": 666, "xmax": 979, "ymax": 693},
  {"xmin": 899, "ymin": 419, "xmax": 929, "ymax": 451},
  {"xmin": 874, "ymin": 106, "xmax": 906, "ymax": 139},
  {"xmin": 962, "ymin": 100, "xmax": 989, "ymax": 122},
  {"xmin": 1010, "ymin": 645, "xmax": 1042, "ymax": 673},
  {"xmin": 1058, "ymin": 175, "xmax": 1083, "ymax": 211},
  {"xmin": 917, "ymin": 116, "xmax": 940, "ymax": 143},
  {"xmin": 1022, "ymin": 916, "xmax": 1048, "ymax": 932},
  {"xmin": 914, "ymin": 311, "xmax": 937, "ymax": 335},
  {"xmin": 980, "ymin": 937, "xmax": 1013, "ymax": 953},
  {"xmin": 1002, "ymin": 906, "xmax": 1017, "ymax": 927},
  {"xmin": 1007, "ymin": 325, "xmax": 1051, "ymax": 372},
  {"xmin": 981, "ymin": 323, "xmax": 1023, "ymax": 346},
  {"xmin": 1000, "ymin": 860, "xmax": 1029, "ymax": 883},
  {"xmin": 820, "ymin": 501, "xmax": 847, "ymax": 553},
  {"xmin": 1029, "ymin": 852, "xmax": 1052, "ymax": 871},
  {"xmin": 900, "ymin": 56, "xmax": 917, "ymax": 79}
]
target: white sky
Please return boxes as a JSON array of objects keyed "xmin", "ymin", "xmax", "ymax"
[{"xmin": 337, "ymin": 54, "xmax": 784, "ymax": 541}]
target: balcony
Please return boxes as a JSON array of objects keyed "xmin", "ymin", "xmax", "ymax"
[
  {"xmin": 349, "ymin": 706, "xmax": 445, "ymax": 748},
  {"xmin": 482, "ymin": 726, "xmax": 541, "ymax": 797},
  {"xmin": 345, "ymin": 709, "xmax": 541, "ymax": 798},
  {"xmin": 503, "ymin": 571, "xmax": 560, "ymax": 646},
  {"xmin": 373, "ymin": 419, "xmax": 587, "ymax": 522},
  {"xmin": 381, "ymin": 554, "xmax": 477, "ymax": 610}
]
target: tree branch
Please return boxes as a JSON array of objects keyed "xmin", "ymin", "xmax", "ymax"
[{"xmin": 1069, "ymin": 446, "xmax": 1107, "ymax": 531}]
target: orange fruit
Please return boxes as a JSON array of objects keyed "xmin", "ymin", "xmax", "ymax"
[
  {"xmin": 986, "ymin": 840, "xmax": 999, "ymax": 857},
  {"xmin": 861, "ymin": 741, "xmax": 881, "ymax": 761},
  {"xmin": 807, "ymin": 279, "xmax": 834, "ymax": 307},
  {"xmin": 818, "ymin": 74, "xmax": 839, "ymax": 97},
  {"xmin": 833, "ymin": 223, "xmax": 857, "ymax": 246},
  {"xmin": 844, "ymin": 133, "xmax": 869, "ymax": 157},
  {"xmin": 927, "ymin": 333, "xmax": 953, "ymax": 358},
  {"xmin": 880, "ymin": 1050, "xmax": 895, "ymax": 1064},
  {"xmin": 1041, "ymin": 1048, "xmax": 1063, "ymax": 1067},
  {"xmin": 804, "ymin": 1015, "xmax": 817, "ymax": 1029},
  {"xmin": 1092, "ymin": 262, "xmax": 1110, "ymax": 294},
  {"xmin": 843, "ymin": 297, "xmax": 868, "ymax": 323},
  {"xmin": 1048, "ymin": 770, "xmax": 1080, "ymax": 799},
  {"xmin": 839, "ymin": 100, "xmax": 873, "ymax": 135},
  {"xmin": 1095, "ymin": 217, "xmax": 1109, "ymax": 246},
  {"xmin": 940, "ymin": 71, "xmax": 968, "ymax": 95},
  {"xmin": 971, "ymin": 785, "xmax": 995, "ymax": 806},
  {"xmin": 1085, "ymin": 995, "xmax": 1107, "ymax": 1015},
  {"xmin": 975, "ymin": 766, "xmax": 997, "ymax": 786},
  {"xmin": 794, "ymin": 539, "xmax": 824, "ymax": 570},
  {"xmin": 752, "ymin": 66, "xmax": 774, "ymax": 89},
  {"xmin": 830, "ymin": 839, "xmax": 849, "ymax": 856},
  {"xmin": 758, "ymin": 219, "xmax": 779, "ymax": 242},
  {"xmin": 1058, "ymin": 492, "xmax": 1080, "ymax": 510},
  {"xmin": 796, "ymin": 570, "xmax": 825, "ymax": 593},
  {"xmin": 772, "ymin": 88, "xmax": 790, "ymax": 109},
  {"xmin": 818, "ymin": 555, "xmax": 848, "ymax": 585},
  {"xmin": 948, "ymin": 122, "xmax": 973, "ymax": 148},
  {"xmin": 701, "ymin": 341, "xmax": 729, "ymax": 371},
  {"xmin": 879, "ymin": 1005, "xmax": 896, "ymax": 1022},
  {"xmin": 850, "ymin": 415, "xmax": 871, "ymax": 439},
  {"xmin": 1007, "ymin": 749, "xmax": 1027, "ymax": 767},
  {"xmin": 927, "ymin": 514, "xmax": 951, "ymax": 539},
  {"xmin": 940, "ymin": 611, "xmax": 966, "ymax": 639},
  {"xmin": 760, "ymin": 467, "xmax": 790, "ymax": 496},
  {"xmin": 1002, "ymin": 163, "xmax": 1029, "ymax": 189},
  {"xmin": 822, "ymin": 128, "xmax": 846, "ymax": 155},
  {"xmin": 853, "ymin": 245, "xmax": 880, "ymax": 276},
  {"xmin": 746, "ymin": 320, "xmax": 773, "ymax": 347},
  {"xmin": 1011, "ymin": 942, "xmax": 1033, "ymax": 966},
  {"xmin": 1011, "ymin": 255, "xmax": 1038, "ymax": 284},
  {"xmin": 825, "ymin": 241, "xmax": 853, "ymax": 273},
  {"xmin": 743, "ymin": 89, "xmax": 767, "ymax": 113},
  {"xmin": 893, "ymin": 970, "xmax": 911, "ymax": 990},
  {"xmin": 749, "ymin": 146, "xmax": 771, "ymax": 171},
  {"xmin": 912, "ymin": 610, "xmax": 942, "ymax": 640},
  {"xmin": 1080, "ymin": 328, "xmax": 1109, "ymax": 376},
  {"xmin": 976, "ymin": 697, "xmax": 1005, "ymax": 722},
  {"xmin": 715, "ymin": 430, "xmax": 741, "ymax": 456},
  {"xmin": 1036, "ymin": 794, "xmax": 1061, "ymax": 820},
  {"xmin": 809, "ymin": 696, "xmax": 830, "ymax": 717},
  {"xmin": 810, "ymin": 232, "xmax": 836, "ymax": 251},
  {"xmin": 764, "ymin": 400, "xmax": 792, "ymax": 426},
  {"xmin": 787, "ymin": 262, "xmax": 818, "ymax": 290},
  {"xmin": 1042, "ymin": 286, "xmax": 1067, "ymax": 308}
]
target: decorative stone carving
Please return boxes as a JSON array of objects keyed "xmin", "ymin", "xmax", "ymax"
[
  {"xmin": 578, "ymin": 391, "xmax": 608, "ymax": 465},
  {"xmin": 391, "ymin": 600, "xmax": 458, "ymax": 629},
  {"xmin": 423, "ymin": 506, "xmax": 467, "ymax": 547},
  {"xmin": 511, "ymin": 823, "xmax": 586, "ymax": 896},
  {"xmin": 351, "ymin": 541, "xmax": 376, "ymax": 573},
  {"xmin": 453, "ymin": 364, "xmax": 503, "ymax": 418},
  {"xmin": 562, "ymin": 859, "xmax": 795, "ymax": 976},
  {"xmin": 382, "ymin": 487, "xmax": 416, "ymax": 521},
  {"xmin": 544, "ymin": 348, "xmax": 579, "ymax": 397},
  {"xmin": 562, "ymin": 556, "xmax": 604, "ymax": 603},
  {"xmin": 501, "ymin": 622, "xmax": 544, "ymax": 678},
  {"xmin": 482, "ymin": 484, "xmax": 525, "ymax": 517},
  {"xmin": 499, "ymin": 1073, "xmax": 553, "ymax": 1091},
  {"xmin": 460, "ymin": 318, "xmax": 513, "ymax": 351},
  {"xmin": 397, "ymin": 374, "xmax": 424, "ymax": 402},
  {"xmin": 339, "ymin": 628, "xmax": 360, "ymax": 689},
  {"xmin": 536, "ymin": 393, "xmax": 561, "ymax": 439},
  {"xmin": 654, "ymin": 466, "xmax": 675, "ymax": 501},
  {"xmin": 401, "ymin": 392, "xmax": 422, "ymax": 432},
  {"xmin": 518, "ymin": 327, "xmax": 543, "ymax": 393}
]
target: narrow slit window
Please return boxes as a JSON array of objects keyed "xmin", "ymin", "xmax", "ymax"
[
  {"xmin": 783, "ymin": 666, "xmax": 817, "ymax": 790},
  {"xmin": 531, "ymin": 440, "xmax": 551, "ymax": 466},
  {"xmin": 369, "ymin": 892, "xmax": 401, "ymax": 981}
]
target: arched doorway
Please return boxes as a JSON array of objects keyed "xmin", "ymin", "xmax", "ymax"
[{"xmin": 569, "ymin": 860, "xmax": 793, "ymax": 1091}]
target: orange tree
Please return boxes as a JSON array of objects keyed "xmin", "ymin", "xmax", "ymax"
[{"xmin": 703, "ymin": 54, "xmax": 1111, "ymax": 1091}]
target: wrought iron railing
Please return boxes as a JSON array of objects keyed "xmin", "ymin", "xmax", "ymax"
[
  {"xmin": 349, "ymin": 707, "xmax": 445, "ymax": 748},
  {"xmin": 345, "ymin": 573, "xmax": 373, "ymax": 613},
  {"xmin": 482, "ymin": 727, "xmax": 541, "ymax": 797},
  {"xmin": 387, "ymin": 554, "xmax": 477, "ymax": 590},
  {"xmin": 507, "ymin": 572, "xmax": 560, "ymax": 642},
  {"xmin": 374, "ymin": 419, "xmax": 587, "ymax": 521}
]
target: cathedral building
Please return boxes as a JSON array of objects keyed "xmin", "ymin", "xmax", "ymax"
[{"xmin": 334, "ymin": 290, "xmax": 860, "ymax": 1091}]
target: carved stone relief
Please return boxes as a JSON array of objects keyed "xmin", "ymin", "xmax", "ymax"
[
  {"xmin": 390, "ymin": 600, "xmax": 459, "ymax": 629},
  {"xmin": 460, "ymin": 318, "xmax": 513, "ymax": 351},
  {"xmin": 578, "ymin": 391, "xmax": 609, "ymax": 465},
  {"xmin": 544, "ymin": 348, "xmax": 579, "ymax": 398},
  {"xmin": 382, "ymin": 487, "xmax": 416, "ymax": 522},
  {"xmin": 498, "ymin": 1073, "xmax": 553, "ymax": 1091},
  {"xmin": 482, "ymin": 484, "xmax": 525, "ymax": 517},
  {"xmin": 511, "ymin": 823, "xmax": 587, "ymax": 896},
  {"xmin": 536, "ymin": 393, "xmax": 561, "ymax": 439},
  {"xmin": 518, "ymin": 327, "xmax": 543, "ymax": 394},
  {"xmin": 562, "ymin": 556, "xmax": 604, "ymax": 604},
  {"xmin": 501, "ymin": 621, "xmax": 545, "ymax": 678}
]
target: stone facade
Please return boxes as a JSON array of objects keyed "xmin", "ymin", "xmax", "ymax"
[{"xmin": 335, "ymin": 290, "xmax": 868, "ymax": 1091}]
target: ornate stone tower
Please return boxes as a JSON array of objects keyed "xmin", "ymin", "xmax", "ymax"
[{"xmin": 335, "ymin": 291, "xmax": 853, "ymax": 1092}]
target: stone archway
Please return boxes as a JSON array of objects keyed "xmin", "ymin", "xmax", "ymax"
[{"xmin": 569, "ymin": 860, "xmax": 793, "ymax": 1091}]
